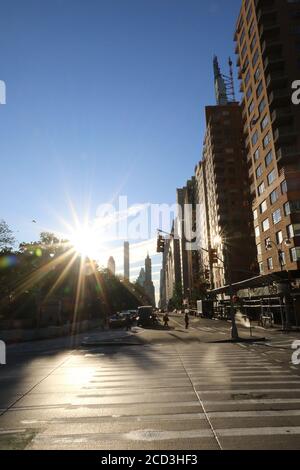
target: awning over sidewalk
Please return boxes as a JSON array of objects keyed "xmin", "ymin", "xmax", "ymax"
[{"xmin": 209, "ymin": 270, "xmax": 300, "ymax": 296}]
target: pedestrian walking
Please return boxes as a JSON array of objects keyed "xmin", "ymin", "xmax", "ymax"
[
  {"xmin": 185, "ymin": 311, "xmax": 189, "ymax": 329},
  {"xmin": 163, "ymin": 313, "xmax": 169, "ymax": 328},
  {"xmin": 125, "ymin": 314, "xmax": 132, "ymax": 331}
]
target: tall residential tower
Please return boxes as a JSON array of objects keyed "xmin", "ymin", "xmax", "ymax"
[
  {"xmin": 235, "ymin": 0, "xmax": 300, "ymax": 275},
  {"xmin": 123, "ymin": 241, "xmax": 130, "ymax": 280}
]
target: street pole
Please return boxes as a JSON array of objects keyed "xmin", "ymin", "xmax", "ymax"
[{"xmin": 224, "ymin": 243, "xmax": 239, "ymax": 340}]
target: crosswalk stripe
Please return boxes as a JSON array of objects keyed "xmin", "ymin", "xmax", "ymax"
[
  {"xmin": 217, "ymin": 427, "xmax": 300, "ymax": 437},
  {"xmin": 203, "ymin": 398, "xmax": 300, "ymax": 404},
  {"xmin": 199, "ymin": 388, "xmax": 300, "ymax": 394},
  {"xmin": 209, "ymin": 410, "xmax": 300, "ymax": 418}
]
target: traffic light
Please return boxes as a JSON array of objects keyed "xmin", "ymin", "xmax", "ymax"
[
  {"xmin": 209, "ymin": 248, "xmax": 218, "ymax": 264},
  {"xmin": 204, "ymin": 268, "xmax": 210, "ymax": 281},
  {"xmin": 156, "ymin": 235, "xmax": 165, "ymax": 253}
]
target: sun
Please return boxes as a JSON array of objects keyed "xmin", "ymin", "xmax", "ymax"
[{"xmin": 69, "ymin": 225, "xmax": 100, "ymax": 259}]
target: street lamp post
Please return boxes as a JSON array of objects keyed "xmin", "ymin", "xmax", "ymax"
[{"xmin": 266, "ymin": 238, "xmax": 291, "ymax": 271}]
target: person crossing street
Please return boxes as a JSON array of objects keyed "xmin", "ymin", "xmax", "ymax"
[
  {"xmin": 184, "ymin": 310, "xmax": 189, "ymax": 329},
  {"xmin": 163, "ymin": 312, "xmax": 169, "ymax": 328}
]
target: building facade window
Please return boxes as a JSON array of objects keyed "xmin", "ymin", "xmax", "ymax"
[
  {"xmin": 272, "ymin": 208, "xmax": 282, "ymax": 225},
  {"xmin": 248, "ymin": 99, "xmax": 255, "ymax": 115},
  {"xmin": 252, "ymin": 130, "xmax": 259, "ymax": 146},
  {"xmin": 270, "ymin": 189, "xmax": 279, "ymax": 204},
  {"xmin": 260, "ymin": 114, "xmax": 269, "ymax": 131},
  {"xmin": 267, "ymin": 169, "xmax": 276, "ymax": 185},
  {"xmin": 258, "ymin": 181, "xmax": 265, "ymax": 195},
  {"xmin": 267, "ymin": 257, "xmax": 273, "ymax": 270},
  {"xmin": 281, "ymin": 180, "xmax": 288, "ymax": 194},
  {"xmin": 260, "ymin": 200, "xmax": 267, "ymax": 213},
  {"xmin": 254, "ymin": 148, "xmax": 260, "ymax": 161},
  {"xmin": 287, "ymin": 224, "xmax": 294, "ymax": 238},
  {"xmin": 254, "ymin": 66, "xmax": 261, "ymax": 83},
  {"xmin": 256, "ymin": 164, "xmax": 263, "ymax": 178},
  {"xmin": 290, "ymin": 247, "xmax": 300, "ymax": 262},
  {"xmin": 293, "ymin": 224, "xmax": 300, "ymax": 236},
  {"xmin": 246, "ymin": 85, "xmax": 253, "ymax": 100},
  {"xmin": 262, "ymin": 218, "xmax": 270, "ymax": 232},
  {"xmin": 284, "ymin": 202, "xmax": 291, "ymax": 216},
  {"xmin": 276, "ymin": 230, "xmax": 283, "ymax": 244},
  {"xmin": 263, "ymin": 132, "xmax": 271, "ymax": 148},
  {"xmin": 290, "ymin": 200, "xmax": 300, "ymax": 213},
  {"xmin": 258, "ymin": 97, "xmax": 266, "ymax": 114},
  {"xmin": 252, "ymin": 49, "xmax": 259, "ymax": 67},
  {"xmin": 255, "ymin": 225, "xmax": 260, "ymax": 238},
  {"xmin": 249, "ymin": 20, "xmax": 255, "ymax": 37},
  {"xmin": 250, "ymin": 35, "xmax": 257, "ymax": 52},
  {"xmin": 256, "ymin": 80, "xmax": 263, "ymax": 98},
  {"xmin": 240, "ymin": 29, "xmax": 246, "ymax": 46},
  {"xmin": 265, "ymin": 150, "xmax": 273, "ymax": 167},
  {"xmin": 245, "ymin": 70, "xmax": 251, "ymax": 86}
]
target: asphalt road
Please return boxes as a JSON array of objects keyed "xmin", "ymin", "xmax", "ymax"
[{"xmin": 1, "ymin": 314, "xmax": 300, "ymax": 450}]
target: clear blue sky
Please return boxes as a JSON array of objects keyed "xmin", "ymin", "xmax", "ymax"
[{"xmin": 0, "ymin": 0, "xmax": 241, "ymax": 286}]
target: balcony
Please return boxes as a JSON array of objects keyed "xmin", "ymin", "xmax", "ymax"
[
  {"xmin": 266, "ymin": 71, "xmax": 288, "ymax": 89},
  {"xmin": 261, "ymin": 39, "xmax": 282, "ymax": 56},
  {"xmin": 264, "ymin": 55, "xmax": 285, "ymax": 73},
  {"xmin": 277, "ymin": 146, "xmax": 299, "ymax": 164},
  {"xmin": 259, "ymin": 22, "xmax": 280, "ymax": 40},
  {"xmin": 274, "ymin": 127, "xmax": 298, "ymax": 146},
  {"xmin": 271, "ymin": 108, "xmax": 293, "ymax": 125},
  {"xmin": 257, "ymin": 5, "xmax": 276, "ymax": 23},
  {"xmin": 268, "ymin": 88, "xmax": 290, "ymax": 107}
]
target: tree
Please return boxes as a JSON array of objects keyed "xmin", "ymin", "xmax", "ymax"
[
  {"xmin": 0, "ymin": 220, "xmax": 15, "ymax": 251},
  {"xmin": 172, "ymin": 281, "xmax": 183, "ymax": 309}
]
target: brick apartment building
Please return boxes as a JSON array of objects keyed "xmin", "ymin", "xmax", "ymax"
[
  {"xmin": 235, "ymin": 0, "xmax": 300, "ymax": 275},
  {"xmin": 195, "ymin": 102, "xmax": 257, "ymax": 289}
]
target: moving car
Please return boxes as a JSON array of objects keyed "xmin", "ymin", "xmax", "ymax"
[
  {"xmin": 136, "ymin": 306, "xmax": 156, "ymax": 327},
  {"xmin": 108, "ymin": 312, "xmax": 126, "ymax": 329}
]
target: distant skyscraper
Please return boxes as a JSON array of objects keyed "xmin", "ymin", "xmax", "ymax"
[
  {"xmin": 124, "ymin": 241, "xmax": 130, "ymax": 280},
  {"xmin": 144, "ymin": 253, "xmax": 155, "ymax": 307},
  {"xmin": 107, "ymin": 256, "xmax": 115, "ymax": 275},
  {"xmin": 137, "ymin": 267, "xmax": 146, "ymax": 287}
]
